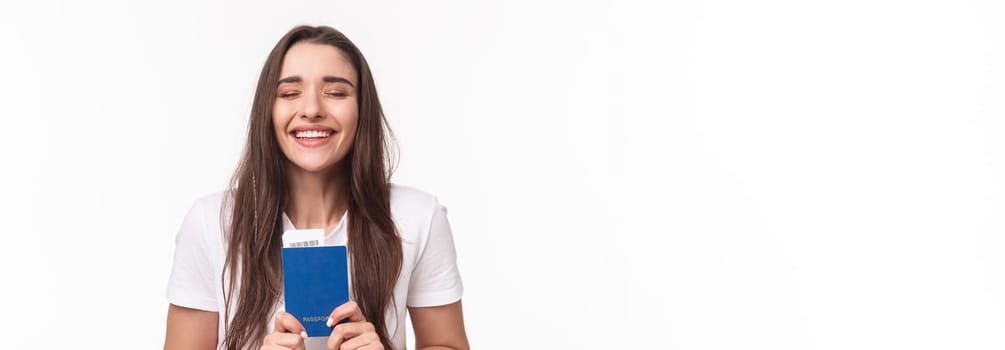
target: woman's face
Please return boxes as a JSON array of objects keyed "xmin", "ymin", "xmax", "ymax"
[{"xmin": 273, "ymin": 42, "xmax": 359, "ymax": 174}]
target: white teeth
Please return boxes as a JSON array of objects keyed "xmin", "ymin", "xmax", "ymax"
[{"xmin": 294, "ymin": 130, "xmax": 332, "ymax": 138}]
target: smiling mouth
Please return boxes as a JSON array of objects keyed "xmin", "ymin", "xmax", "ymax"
[{"xmin": 293, "ymin": 130, "xmax": 332, "ymax": 139}]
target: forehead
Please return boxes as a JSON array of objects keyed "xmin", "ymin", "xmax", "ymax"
[{"xmin": 279, "ymin": 42, "xmax": 357, "ymax": 83}]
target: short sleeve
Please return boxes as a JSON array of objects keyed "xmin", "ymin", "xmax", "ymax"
[
  {"xmin": 166, "ymin": 200, "xmax": 219, "ymax": 312},
  {"xmin": 406, "ymin": 200, "xmax": 464, "ymax": 307}
]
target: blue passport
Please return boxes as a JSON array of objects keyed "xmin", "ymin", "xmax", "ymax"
[{"xmin": 281, "ymin": 245, "xmax": 350, "ymax": 337}]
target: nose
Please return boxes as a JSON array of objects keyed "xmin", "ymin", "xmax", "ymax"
[{"xmin": 300, "ymin": 90, "xmax": 324, "ymax": 120}]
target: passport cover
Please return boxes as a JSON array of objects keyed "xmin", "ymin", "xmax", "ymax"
[{"xmin": 281, "ymin": 245, "xmax": 350, "ymax": 337}]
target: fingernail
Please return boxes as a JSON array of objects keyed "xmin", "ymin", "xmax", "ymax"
[
  {"xmin": 326, "ymin": 317, "xmax": 334, "ymax": 327},
  {"xmin": 300, "ymin": 330, "xmax": 308, "ymax": 338}
]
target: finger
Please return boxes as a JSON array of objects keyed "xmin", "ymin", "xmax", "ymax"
[
  {"xmin": 338, "ymin": 331, "xmax": 381, "ymax": 350},
  {"xmin": 327, "ymin": 321, "xmax": 375, "ymax": 350},
  {"xmin": 274, "ymin": 311, "xmax": 307, "ymax": 335},
  {"xmin": 261, "ymin": 346, "xmax": 293, "ymax": 350},
  {"xmin": 327, "ymin": 301, "xmax": 366, "ymax": 327},
  {"xmin": 263, "ymin": 332, "xmax": 307, "ymax": 348},
  {"xmin": 261, "ymin": 344, "xmax": 303, "ymax": 350}
]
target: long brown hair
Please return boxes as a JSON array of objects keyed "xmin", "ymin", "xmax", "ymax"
[{"xmin": 222, "ymin": 25, "xmax": 402, "ymax": 350}]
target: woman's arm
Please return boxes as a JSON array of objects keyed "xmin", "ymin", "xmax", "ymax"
[
  {"xmin": 164, "ymin": 304, "xmax": 218, "ymax": 350},
  {"xmin": 409, "ymin": 300, "xmax": 469, "ymax": 350}
]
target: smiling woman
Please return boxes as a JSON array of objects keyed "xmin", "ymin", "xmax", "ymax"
[
  {"xmin": 163, "ymin": 26, "xmax": 469, "ymax": 350},
  {"xmin": 273, "ymin": 43, "xmax": 359, "ymax": 171}
]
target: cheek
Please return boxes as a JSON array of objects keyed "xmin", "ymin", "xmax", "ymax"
[
  {"xmin": 273, "ymin": 103, "xmax": 293, "ymax": 126},
  {"xmin": 272, "ymin": 103, "xmax": 297, "ymax": 141},
  {"xmin": 343, "ymin": 117, "xmax": 359, "ymax": 144},
  {"xmin": 334, "ymin": 104, "xmax": 359, "ymax": 137}
]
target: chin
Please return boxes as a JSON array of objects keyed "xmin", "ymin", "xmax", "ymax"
[
  {"xmin": 293, "ymin": 163, "xmax": 334, "ymax": 174},
  {"xmin": 288, "ymin": 157, "xmax": 343, "ymax": 174}
]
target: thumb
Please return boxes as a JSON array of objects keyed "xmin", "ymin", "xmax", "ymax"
[{"xmin": 274, "ymin": 311, "xmax": 307, "ymax": 337}]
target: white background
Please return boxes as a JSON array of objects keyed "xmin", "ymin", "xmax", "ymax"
[{"xmin": 1, "ymin": 0, "xmax": 1003, "ymax": 349}]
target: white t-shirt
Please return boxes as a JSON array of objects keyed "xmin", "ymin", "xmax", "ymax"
[{"xmin": 166, "ymin": 184, "xmax": 463, "ymax": 350}]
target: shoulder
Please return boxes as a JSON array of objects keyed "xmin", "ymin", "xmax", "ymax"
[
  {"xmin": 189, "ymin": 190, "xmax": 232, "ymax": 227},
  {"xmin": 193, "ymin": 190, "xmax": 231, "ymax": 213},
  {"xmin": 388, "ymin": 184, "xmax": 445, "ymax": 241},
  {"xmin": 389, "ymin": 183, "xmax": 440, "ymax": 213},
  {"xmin": 177, "ymin": 190, "xmax": 232, "ymax": 248},
  {"xmin": 167, "ymin": 191, "xmax": 231, "ymax": 312}
]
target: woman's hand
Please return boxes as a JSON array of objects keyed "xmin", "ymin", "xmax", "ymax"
[
  {"xmin": 262, "ymin": 311, "xmax": 308, "ymax": 350},
  {"xmin": 326, "ymin": 301, "xmax": 384, "ymax": 350}
]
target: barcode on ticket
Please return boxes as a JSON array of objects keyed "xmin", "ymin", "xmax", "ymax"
[{"xmin": 289, "ymin": 240, "xmax": 320, "ymax": 247}]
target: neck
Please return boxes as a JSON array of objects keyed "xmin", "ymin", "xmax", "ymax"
[{"xmin": 285, "ymin": 163, "xmax": 349, "ymax": 232}]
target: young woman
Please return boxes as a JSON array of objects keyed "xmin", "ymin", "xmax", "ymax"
[{"xmin": 163, "ymin": 25, "xmax": 469, "ymax": 350}]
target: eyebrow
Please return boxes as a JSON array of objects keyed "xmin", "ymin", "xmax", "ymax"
[{"xmin": 277, "ymin": 75, "xmax": 354, "ymax": 87}]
